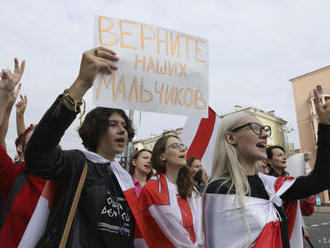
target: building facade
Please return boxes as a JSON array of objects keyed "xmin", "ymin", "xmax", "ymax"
[
  {"xmin": 133, "ymin": 106, "xmax": 289, "ymax": 154},
  {"xmin": 133, "ymin": 128, "xmax": 183, "ymax": 152},
  {"xmin": 290, "ymin": 65, "xmax": 330, "ymax": 205}
]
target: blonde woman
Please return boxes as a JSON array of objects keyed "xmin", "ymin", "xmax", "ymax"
[{"xmin": 204, "ymin": 87, "xmax": 330, "ymax": 248}]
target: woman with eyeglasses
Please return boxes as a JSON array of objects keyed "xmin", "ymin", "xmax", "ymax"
[
  {"xmin": 135, "ymin": 135, "xmax": 204, "ymax": 248},
  {"xmin": 204, "ymin": 87, "xmax": 330, "ymax": 248}
]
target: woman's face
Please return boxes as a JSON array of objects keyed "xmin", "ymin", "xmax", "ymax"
[
  {"xmin": 231, "ymin": 115, "xmax": 269, "ymax": 164},
  {"xmin": 162, "ymin": 137, "xmax": 187, "ymax": 168},
  {"xmin": 269, "ymin": 148, "xmax": 287, "ymax": 169},
  {"xmin": 133, "ymin": 151, "xmax": 152, "ymax": 176},
  {"xmin": 190, "ymin": 159, "xmax": 202, "ymax": 176}
]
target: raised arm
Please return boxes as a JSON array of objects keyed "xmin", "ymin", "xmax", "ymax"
[
  {"xmin": 0, "ymin": 84, "xmax": 21, "ymax": 148},
  {"xmin": 25, "ymin": 47, "xmax": 119, "ymax": 179},
  {"xmin": 0, "ymin": 58, "xmax": 25, "ymax": 126},
  {"xmin": 15, "ymin": 94, "xmax": 27, "ymax": 136},
  {"xmin": 282, "ymin": 86, "xmax": 330, "ymax": 201}
]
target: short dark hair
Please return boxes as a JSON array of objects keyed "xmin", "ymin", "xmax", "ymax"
[
  {"xmin": 266, "ymin": 145, "xmax": 285, "ymax": 159},
  {"xmin": 186, "ymin": 156, "xmax": 201, "ymax": 168},
  {"xmin": 129, "ymin": 149, "xmax": 153, "ymax": 180},
  {"xmin": 79, "ymin": 107, "xmax": 134, "ymax": 152}
]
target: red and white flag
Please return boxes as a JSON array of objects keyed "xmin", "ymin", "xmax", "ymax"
[
  {"xmin": 18, "ymin": 180, "xmax": 55, "ymax": 248},
  {"xmin": 204, "ymin": 174, "xmax": 304, "ymax": 248},
  {"xmin": 136, "ymin": 173, "xmax": 204, "ymax": 248},
  {"xmin": 180, "ymin": 107, "xmax": 221, "ymax": 175}
]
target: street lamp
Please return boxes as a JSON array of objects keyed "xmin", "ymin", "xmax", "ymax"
[{"xmin": 279, "ymin": 125, "xmax": 294, "ymax": 154}]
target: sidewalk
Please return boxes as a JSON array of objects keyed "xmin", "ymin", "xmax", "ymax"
[{"xmin": 314, "ymin": 206, "xmax": 330, "ymax": 213}]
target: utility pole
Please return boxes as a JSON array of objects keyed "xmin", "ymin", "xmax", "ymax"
[{"xmin": 123, "ymin": 110, "xmax": 134, "ymax": 170}]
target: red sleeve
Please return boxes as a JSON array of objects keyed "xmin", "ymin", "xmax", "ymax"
[
  {"xmin": 0, "ymin": 144, "xmax": 24, "ymax": 197},
  {"xmin": 300, "ymin": 196, "xmax": 315, "ymax": 216}
]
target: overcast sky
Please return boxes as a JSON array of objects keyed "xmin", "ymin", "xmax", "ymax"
[{"xmin": 2, "ymin": 0, "xmax": 330, "ymax": 157}]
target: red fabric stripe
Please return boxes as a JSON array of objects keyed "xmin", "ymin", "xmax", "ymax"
[
  {"xmin": 274, "ymin": 176, "xmax": 294, "ymax": 192},
  {"xmin": 41, "ymin": 181, "xmax": 56, "ymax": 208},
  {"xmin": 136, "ymin": 174, "xmax": 173, "ymax": 247},
  {"xmin": 134, "ymin": 223, "xmax": 143, "ymax": 239},
  {"xmin": 253, "ymin": 221, "xmax": 282, "ymax": 248},
  {"xmin": 176, "ymin": 196, "xmax": 196, "ymax": 243},
  {"xmin": 284, "ymin": 200, "xmax": 298, "ymax": 239},
  {"xmin": 137, "ymin": 175, "xmax": 170, "ymax": 210},
  {"xmin": 137, "ymin": 209, "xmax": 174, "ymax": 248},
  {"xmin": 187, "ymin": 107, "xmax": 216, "ymax": 159},
  {"xmin": 123, "ymin": 188, "xmax": 139, "ymax": 216},
  {"xmin": 300, "ymin": 196, "xmax": 315, "ymax": 216},
  {"xmin": 274, "ymin": 176, "xmax": 298, "ymax": 240}
]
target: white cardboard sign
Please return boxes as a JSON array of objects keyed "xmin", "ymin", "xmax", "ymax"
[
  {"xmin": 286, "ymin": 153, "xmax": 305, "ymax": 177},
  {"xmin": 94, "ymin": 16, "xmax": 209, "ymax": 117}
]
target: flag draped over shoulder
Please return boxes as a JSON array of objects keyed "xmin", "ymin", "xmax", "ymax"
[
  {"xmin": 180, "ymin": 107, "xmax": 221, "ymax": 175},
  {"xmin": 136, "ymin": 173, "xmax": 204, "ymax": 248},
  {"xmin": 204, "ymin": 173, "xmax": 304, "ymax": 248}
]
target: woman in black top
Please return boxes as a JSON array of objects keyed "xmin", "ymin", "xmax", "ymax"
[{"xmin": 204, "ymin": 87, "xmax": 330, "ymax": 248}]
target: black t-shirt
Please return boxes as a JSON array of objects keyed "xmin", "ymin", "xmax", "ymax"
[{"xmin": 93, "ymin": 174, "xmax": 135, "ymax": 248}]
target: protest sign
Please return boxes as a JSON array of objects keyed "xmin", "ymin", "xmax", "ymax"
[{"xmin": 94, "ymin": 16, "xmax": 209, "ymax": 117}]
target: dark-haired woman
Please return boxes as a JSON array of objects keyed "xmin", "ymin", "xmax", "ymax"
[
  {"xmin": 186, "ymin": 156, "xmax": 208, "ymax": 193},
  {"xmin": 25, "ymin": 48, "xmax": 142, "ymax": 247},
  {"xmin": 266, "ymin": 145, "xmax": 316, "ymax": 242},
  {"xmin": 136, "ymin": 135, "xmax": 204, "ymax": 248},
  {"xmin": 266, "ymin": 145, "xmax": 289, "ymax": 177},
  {"xmin": 129, "ymin": 149, "xmax": 152, "ymax": 197}
]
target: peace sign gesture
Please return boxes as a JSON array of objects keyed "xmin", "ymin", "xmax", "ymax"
[
  {"xmin": 313, "ymin": 85, "xmax": 330, "ymax": 125},
  {"xmin": 0, "ymin": 58, "xmax": 25, "ymax": 97}
]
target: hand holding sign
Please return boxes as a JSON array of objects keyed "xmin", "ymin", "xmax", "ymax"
[
  {"xmin": 69, "ymin": 47, "xmax": 119, "ymax": 101},
  {"xmin": 313, "ymin": 85, "xmax": 330, "ymax": 125}
]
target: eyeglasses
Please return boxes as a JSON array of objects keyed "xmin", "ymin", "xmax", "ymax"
[
  {"xmin": 230, "ymin": 122, "xmax": 272, "ymax": 137},
  {"xmin": 167, "ymin": 143, "xmax": 188, "ymax": 151}
]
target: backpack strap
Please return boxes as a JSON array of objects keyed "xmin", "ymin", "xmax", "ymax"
[{"xmin": 0, "ymin": 171, "xmax": 28, "ymax": 229}]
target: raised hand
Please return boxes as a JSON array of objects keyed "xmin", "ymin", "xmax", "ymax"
[
  {"xmin": 0, "ymin": 58, "xmax": 25, "ymax": 97},
  {"xmin": 16, "ymin": 94, "xmax": 28, "ymax": 116},
  {"xmin": 76, "ymin": 47, "xmax": 119, "ymax": 90},
  {"xmin": 68, "ymin": 47, "xmax": 119, "ymax": 102},
  {"xmin": 313, "ymin": 85, "xmax": 330, "ymax": 124},
  {"xmin": 7, "ymin": 83, "xmax": 22, "ymax": 109},
  {"xmin": 201, "ymin": 168, "xmax": 209, "ymax": 184}
]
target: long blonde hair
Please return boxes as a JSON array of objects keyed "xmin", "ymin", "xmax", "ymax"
[{"xmin": 210, "ymin": 111, "xmax": 256, "ymax": 207}]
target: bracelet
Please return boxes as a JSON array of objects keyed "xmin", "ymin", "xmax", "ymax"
[
  {"xmin": 63, "ymin": 89, "xmax": 83, "ymax": 113},
  {"xmin": 62, "ymin": 89, "xmax": 86, "ymax": 129}
]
